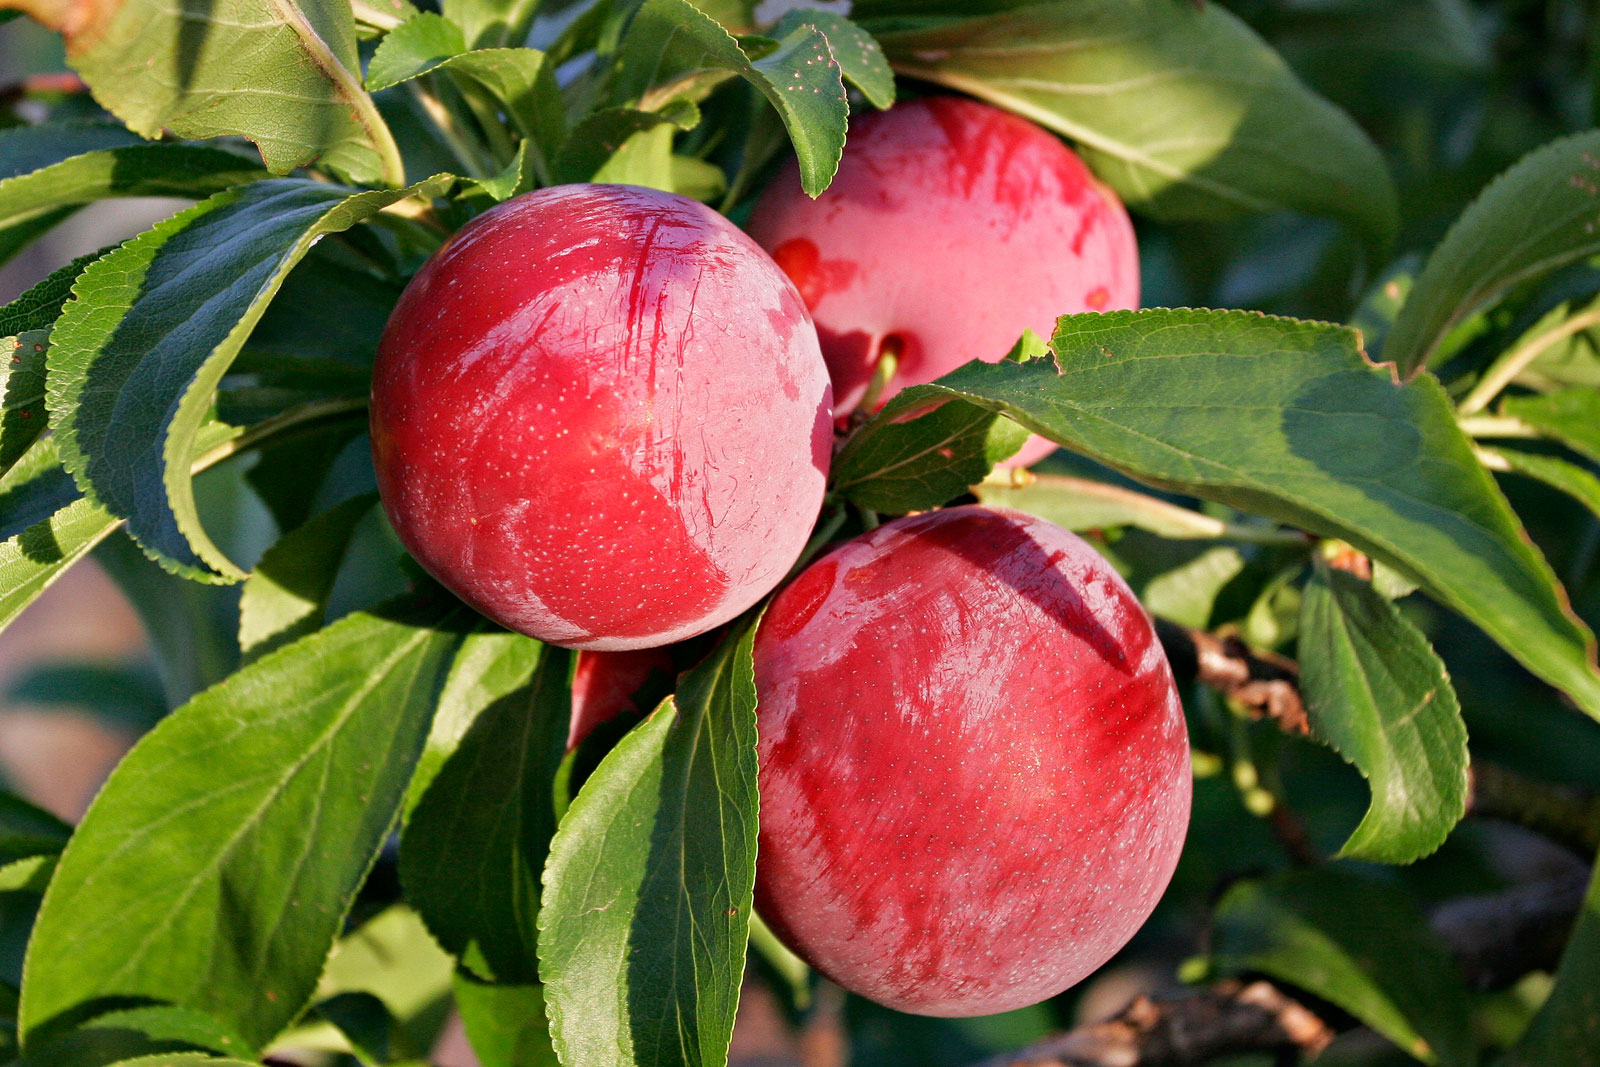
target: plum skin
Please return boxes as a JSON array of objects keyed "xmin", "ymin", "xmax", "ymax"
[
  {"xmin": 746, "ymin": 96, "xmax": 1139, "ymax": 466},
  {"xmin": 370, "ymin": 184, "xmax": 833, "ymax": 651},
  {"xmin": 752, "ymin": 505, "xmax": 1190, "ymax": 1017}
]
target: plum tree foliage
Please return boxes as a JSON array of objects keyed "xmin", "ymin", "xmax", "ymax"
[{"xmin": 0, "ymin": 1, "xmax": 1594, "ymax": 1066}]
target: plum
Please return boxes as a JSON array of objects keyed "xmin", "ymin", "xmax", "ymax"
[
  {"xmin": 747, "ymin": 96, "xmax": 1139, "ymax": 466},
  {"xmin": 752, "ymin": 505, "xmax": 1189, "ymax": 1016},
  {"xmin": 567, "ymin": 647, "xmax": 677, "ymax": 750},
  {"xmin": 371, "ymin": 184, "xmax": 833, "ymax": 650}
]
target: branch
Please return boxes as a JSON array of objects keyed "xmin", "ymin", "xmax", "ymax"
[
  {"xmin": 976, "ymin": 870, "xmax": 1588, "ymax": 1067},
  {"xmin": 1155, "ymin": 619, "xmax": 1600, "ymax": 855},
  {"xmin": 973, "ymin": 980, "xmax": 1333, "ymax": 1067},
  {"xmin": 1154, "ymin": 620, "xmax": 1307, "ymax": 736}
]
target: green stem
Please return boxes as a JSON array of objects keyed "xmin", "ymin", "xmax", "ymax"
[
  {"xmin": 410, "ymin": 79, "xmax": 498, "ymax": 180},
  {"xmin": 1459, "ymin": 303, "xmax": 1600, "ymax": 415},
  {"xmin": 190, "ymin": 397, "xmax": 368, "ymax": 474},
  {"xmin": 350, "ymin": 0, "xmax": 406, "ymax": 31},
  {"xmin": 1459, "ymin": 413, "xmax": 1541, "ymax": 439}
]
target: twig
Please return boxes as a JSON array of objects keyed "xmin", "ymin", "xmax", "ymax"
[
  {"xmin": 974, "ymin": 980, "xmax": 1334, "ymax": 1067},
  {"xmin": 1155, "ymin": 620, "xmax": 1308, "ymax": 736},
  {"xmin": 1159, "ymin": 620, "xmax": 1600, "ymax": 856},
  {"xmin": 975, "ymin": 870, "xmax": 1589, "ymax": 1067}
]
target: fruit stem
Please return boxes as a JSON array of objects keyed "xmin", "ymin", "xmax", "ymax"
[
  {"xmin": 860, "ymin": 342, "xmax": 901, "ymax": 413},
  {"xmin": 784, "ymin": 505, "xmax": 848, "ymax": 582},
  {"xmin": 410, "ymin": 79, "xmax": 499, "ymax": 180}
]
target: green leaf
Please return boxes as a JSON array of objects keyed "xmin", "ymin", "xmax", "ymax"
[
  {"xmin": 1500, "ymin": 857, "xmax": 1600, "ymax": 1064},
  {"xmin": 451, "ymin": 973, "xmax": 558, "ymax": 1067},
  {"xmin": 1501, "ymin": 388, "xmax": 1600, "ymax": 465},
  {"xmin": 0, "ymin": 497, "xmax": 118, "ymax": 638},
  {"xmin": 46, "ymin": 175, "xmax": 449, "ymax": 583},
  {"xmin": 552, "ymin": 101, "xmax": 700, "ymax": 184},
  {"xmin": 103, "ymin": 1057, "xmax": 262, "ymax": 1067},
  {"xmin": 0, "ymin": 252, "xmax": 113, "ymax": 476},
  {"xmin": 1386, "ymin": 131, "xmax": 1600, "ymax": 376},
  {"xmin": 365, "ymin": 16, "xmax": 563, "ymax": 158},
  {"xmin": 401, "ymin": 641, "xmax": 570, "ymax": 984},
  {"xmin": 1213, "ymin": 869, "xmax": 1474, "ymax": 1066},
  {"xmin": 238, "ymin": 494, "xmax": 378, "ymax": 660},
  {"xmin": 7, "ymin": 0, "xmax": 406, "ymax": 186},
  {"xmin": 1298, "ymin": 564, "xmax": 1468, "ymax": 863},
  {"xmin": 1485, "ymin": 447, "xmax": 1600, "ymax": 521},
  {"xmin": 18, "ymin": 596, "xmax": 470, "ymax": 1052},
  {"xmin": 405, "ymin": 625, "xmax": 546, "ymax": 815},
  {"xmin": 318, "ymin": 905, "xmax": 455, "ymax": 1058},
  {"xmin": 443, "ymin": 0, "xmax": 540, "ymax": 49},
  {"xmin": 0, "ymin": 439, "xmax": 80, "ymax": 543},
  {"xmin": 0, "ymin": 854, "xmax": 54, "ymax": 895},
  {"xmin": 893, "ymin": 308, "xmax": 1600, "ymax": 723},
  {"xmin": 612, "ymin": 0, "xmax": 847, "ymax": 197},
  {"xmin": 769, "ymin": 9, "xmax": 894, "ymax": 110},
  {"xmin": 1141, "ymin": 546, "xmax": 1245, "ymax": 630},
  {"xmin": 539, "ymin": 618, "xmax": 760, "ymax": 1067},
  {"xmin": 833, "ymin": 396, "xmax": 1027, "ymax": 513},
  {"xmin": 856, "ymin": 0, "xmax": 1397, "ymax": 252},
  {"xmin": 974, "ymin": 473, "xmax": 1299, "ymax": 542},
  {"xmin": 22, "ymin": 1004, "xmax": 250, "ymax": 1067},
  {"xmin": 0, "ymin": 126, "xmax": 263, "ymax": 259}
]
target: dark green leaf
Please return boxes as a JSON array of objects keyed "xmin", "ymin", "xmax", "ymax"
[
  {"xmin": 452, "ymin": 973, "xmax": 558, "ymax": 1067},
  {"xmin": 834, "ymin": 397, "xmax": 1027, "ymax": 513},
  {"xmin": 46, "ymin": 176, "xmax": 449, "ymax": 583},
  {"xmin": 0, "ymin": 248, "xmax": 107, "ymax": 336},
  {"xmin": 0, "ymin": 440, "xmax": 80, "ymax": 544},
  {"xmin": 8, "ymin": 0, "xmax": 405, "ymax": 185},
  {"xmin": 401, "ymin": 640, "xmax": 569, "ymax": 983},
  {"xmin": 613, "ymin": 0, "xmax": 847, "ymax": 196},
  {"xmin": 0, "ymin": 126, "xmax": 263, "ymax": 257},
  {"xmin": 1501, "ymin": 859, "xmax": 1600, "ymax": 1064},
  {"xmin": 0, "ymin": 251, "xmax": 113, "ymax": 475},
  {"xmin": 1299, "ymin": 564, "xmax": 1468, "ymax": 863},
  {"xmin": 893, "ymin": 308, "xmax": 1600, "ymax": 723},
  {"xmin": 857, "ymin": 0, "xmax": 1397, "ymax": 251},
  {"xmin": 0, "ymin": 793, "xmax": 69, "ymax": 866},
  {"xmin": 1485, "ymin": 447, "xmax": 1600, "ymax": 521},
  {"xmin": 312, "ymin": 992, "xmax": 392, "ymax": 1067},
  {"xmin": 240, "ymin": 250, "xmax": 402, "ymax": 368},
  {"xmin": 770, "ymin": 9, "xmax": 893, "ymax": 110},
  {"xmin": 1501, "ymin": 388, "xmax": 1600, "ymax": 465},
  {"xmin": 539, "ymin": 619, "xmax": 760, "ymax": 1067},
  {"xmin": 1213, "ymin": 869, "xmax": 1473, "ymax": 1066},
  {"xmin": 19, "ymin": 596, "xmax": 470, "ymax": 1052},
  {"xmin": 238, "ymin": 494, "xmax": 378, "ymax": 660},
  {"xmin": 1386, "ymin": 131, "xmax": 1600, "ymax": 376},
  {"xmin": 22, "ymin": 1005, "xmax": 249, "ymax": 1067}
]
